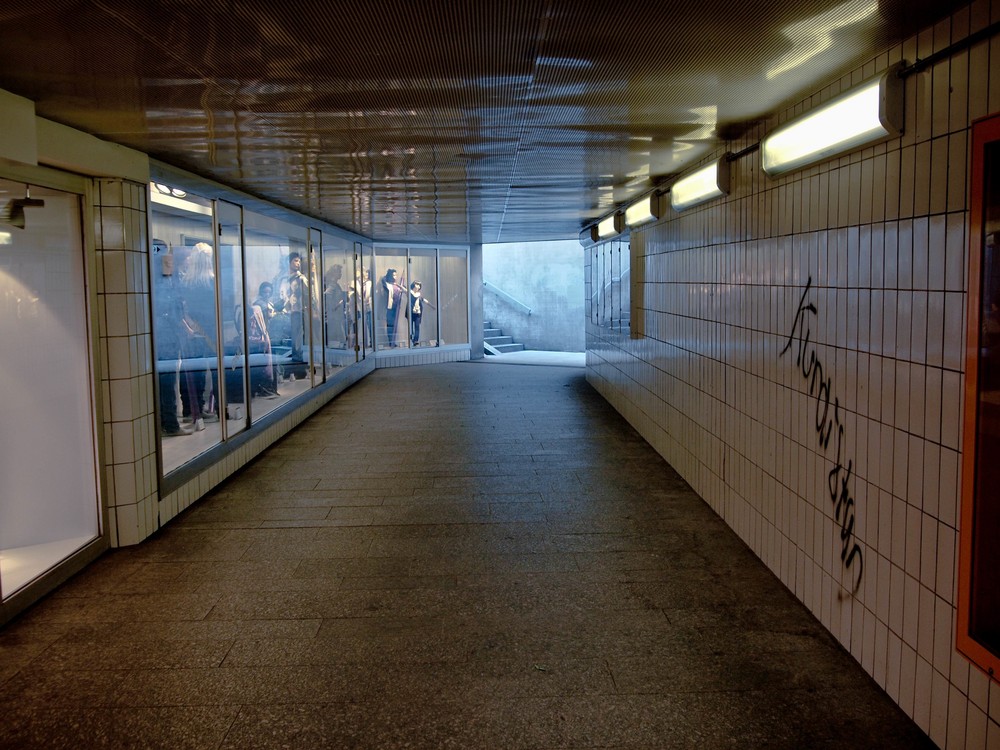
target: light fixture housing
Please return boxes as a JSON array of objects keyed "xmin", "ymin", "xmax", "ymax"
[
  {"xmin": 594, "ymin": 211, "xmax": 624, "ymax": 240},
  {"xmin": 670, "ymin": 157, "xmax": 730, "ymax": 212},
  {"xmin": 761, "ymin": 65, "xmax": 903, "ymax": 176},
  {"xmin": 625, "ymin": 192, "xmax": 664, "ymax": 227}
]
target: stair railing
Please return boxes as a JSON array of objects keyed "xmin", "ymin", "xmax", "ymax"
[{"xmin": 483, "ymin": 280, "xmax": 532, "ymax": 315}]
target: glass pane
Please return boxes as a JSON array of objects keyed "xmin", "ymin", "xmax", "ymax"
[
  {"xmin": 218, "ymin": 203, "xmax": 247, "ymax": 436},
  {"xmin": 306, "ymin": 231, "xmax": 323, "ymax": 386},
  {"xmin": 407, "ymin": 250, "xmax": 438, "ymax": 347},
  {"xmin": 439, "ymin": 249, "xmax": 468, "ymax": 345},
  {"xmin": 244, "ymin": 211, "xmax": 310, "ymax": 419},
  {"xmin": 0, "ymin": 180, "xmax": 100, "ymax": 599},
  {"xmin": 375, "ymin": 249, "xmax": 408, "ymax": 349},
  {"xmin": 358, "ymin": 243, "xmax": 375, "ymax": 356},
  {"xmin": 150, "ymin": 185, "xmax": 222, "ymax": 473},
  {"xmin": 621, "ymin": 240, "xmax": 631, "ymax": 336},
  {"xmin": 322, "ymin": 234, "xmax": 355, "ymax": 371},
  {"xmin": 590, "ymin": 246, "xmax": 599, "ymax": 326},
  {"xmin": 971, "ymin": 140, "xmax": 1000, "ymax": 655}
]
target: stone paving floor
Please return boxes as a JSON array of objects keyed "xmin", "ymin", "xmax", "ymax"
[{"xmin": 0, "ymin": 362, "xmax": 934, "ymax": 749}]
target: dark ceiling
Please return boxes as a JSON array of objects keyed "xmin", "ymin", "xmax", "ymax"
[{"xmin": 0, "ymin": 0, "xmax": 966, "ymax": 244}]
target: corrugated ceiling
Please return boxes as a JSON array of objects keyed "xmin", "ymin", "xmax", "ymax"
[{"xmin": 0, "ymin": 0, "xmax": 966, "ymax": 243}]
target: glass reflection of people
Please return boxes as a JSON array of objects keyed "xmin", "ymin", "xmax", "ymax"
[
  {"xmin": 324, "ymin": 263, "xmax": 347, "ymax": 348},
  {"xmin": 408, "ymin": 280, "xmax": 435, "ymax": 347},
  {"xmin": 284, "ymin": 251, "xmax": 308, "ymax": 362},
  {"xmin": 153, "ymin": 242, "xmax": 190, "ymax": 437},
  {"xmin": 380, "ymin": 268, "xmax": 406, "ymax": 347},
  {"xmin": 250, "ymin": 281, "xmax": 279, "ymax": 398},
  {"xmin": 179, "ymin": 242, "xmax": 218, "ymax": 432}
]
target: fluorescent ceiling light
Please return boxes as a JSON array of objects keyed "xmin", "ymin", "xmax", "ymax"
[
  {"xmin": 761, "ymin": 66, "xmax": 902, "ymax": 176},
  {"xmin": 670, "ymin": 158, "xmax": 730, "ymax": 212},
  {"xmin": 596, "ymin": 212, "xmax": 623, "ymax": 239},
  {"xmin": 149, "ymin": 184, "xmax": 212, "ymax": 216},
  {"xmin": 625, "ymin": 193, "xmax": 663, "ymax": 227}
]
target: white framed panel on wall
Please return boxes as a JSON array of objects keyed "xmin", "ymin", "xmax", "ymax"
[{"xmin": 0, "ymin": 170, "xmax": 104, "ymax": 601}]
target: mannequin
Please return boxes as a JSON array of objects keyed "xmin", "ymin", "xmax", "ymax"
[
  {"xmin": 408, "ymin": 280, "xmax": 435, "ymax": 346},
  {"xmin": 380, "ymin": 268, "xmax": 406, "ymax": 347}
]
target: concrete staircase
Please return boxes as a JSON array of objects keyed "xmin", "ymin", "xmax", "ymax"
[{"xmin": 484, "ymin": 321, "xmax": 525, "ymax": 354}]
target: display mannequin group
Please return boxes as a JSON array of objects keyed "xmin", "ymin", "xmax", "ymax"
[
  {"xmin": 380, "ymin": 268, "xmax": 407, "ymax": 347},
  {"xmin": 178, "ymin": 242, "xmax": 218, "ymax": 431},
  {"xmin": 408, "ymin": 280, "xmax": 435, "ymax": 346},
  {"xmin": 283, "ymin": 251, "xmax": 308, "ymax": 363}
]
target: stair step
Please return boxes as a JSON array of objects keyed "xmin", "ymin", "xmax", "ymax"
[
  {"xmin": 484, "ymin": 328, "xmax": 503, "ymax": 337},
  {"xmin": 494, "ymin": 343, "xmax": 525, "ymax": 353},
  {"xmin": 485, "ymin": 335, "xmax": 513, "ymax": 346}
]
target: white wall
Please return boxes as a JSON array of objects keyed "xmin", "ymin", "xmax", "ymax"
[
  {"xmin": 484, "ymin": 240, "xmax": 585, "ymax": 352},
  {"xmin": 587, "ymin": 3, "xmax": 1000, "ymax": 747}
]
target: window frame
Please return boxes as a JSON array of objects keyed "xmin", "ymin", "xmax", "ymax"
[{"xmin": 958, "ymin": 112, "xmax": 1000, "ymax": 682}]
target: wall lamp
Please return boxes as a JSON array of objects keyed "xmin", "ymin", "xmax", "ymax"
[
  {"xmin": 592, "ymin": 211, "xmax": 624, "ymax": 241},
  {"xmin": 670, "ymin": 157, "xmax": 730, "ymax": 212},
  {"xmin": 624, "ymin": 192, "xmax": 665, "ymax": 228},
  {"xmin": 761, "ymin": 65, "xmax": 903, "ymax": 176}
]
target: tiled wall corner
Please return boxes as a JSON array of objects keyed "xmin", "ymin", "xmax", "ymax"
[{"xmin": 94, "ymin": 178, "xmax": 158, "ymax": 547}]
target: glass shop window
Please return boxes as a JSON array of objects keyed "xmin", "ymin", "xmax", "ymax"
[
  {"xmin": 375, "ymin": 249, "xmax": 409, "ymax": 349},
  {"xmin": 243, "ymin": 210, "xmax": 311, "ymax": 420},
  {"xmin": 322, "ymin": 234, "xmax": 356, "ymax": 370},
  {"xmin": 149, "ymin": 185, "xmax": 224, "ymax": 474},
  {"xmin": 0, "ymin": 179, "xmax": 101, "ymax": 600},
  {"xmin": 357, "ymin": 243, "xmax": 375, "ymax": 355},
  {"xmin": 619, "ymin": 240, "xmax": 631, "ymax": 336},
  {"xmin": 439, "ymin": 249, "xmax": 468, "ymax": 346},
  {"xmin": 959, "ymin": 113, "xmax": 1000, "ymax": 682},
  {"xmin": 407, "ymin": 249, "xmax": 438, "ymax": 347}
]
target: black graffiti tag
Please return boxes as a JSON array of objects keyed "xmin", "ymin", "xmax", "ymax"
[{"xmin": 780, "ymin": 277, "xmax": 864, "ymax": 594}]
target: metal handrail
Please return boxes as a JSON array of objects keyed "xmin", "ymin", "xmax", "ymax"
[{"xmin": 483, "ymin": 280, "xmax": 532, "ymax": 315}]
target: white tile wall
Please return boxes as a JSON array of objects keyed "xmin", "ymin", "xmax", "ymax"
[
  {"xmin": 586, "ymin": 1, "xmax": 1000, "ymax": 747},
  {"xmin": 93, "ymin": 178, "xmax": 158, "ymax": 548}
]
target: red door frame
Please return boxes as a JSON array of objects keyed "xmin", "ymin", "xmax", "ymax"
[{"xmin": 958, "ymin": 112, "xmax": 1000, "ymax": 681}]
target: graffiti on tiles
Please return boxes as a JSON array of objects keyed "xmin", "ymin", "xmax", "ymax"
[{"xmin": 780, "ymin": 276, "xmax": 864, "ymax": 595}]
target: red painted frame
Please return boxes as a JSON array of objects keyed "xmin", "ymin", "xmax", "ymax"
[{"xmin": 958, "ymin": 113, "xmax": 1000, "ymax": 682}]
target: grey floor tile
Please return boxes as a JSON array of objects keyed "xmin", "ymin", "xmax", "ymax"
[{"xmin": 0, "ymin": 363, "xmax": 933, "ymax": 748}]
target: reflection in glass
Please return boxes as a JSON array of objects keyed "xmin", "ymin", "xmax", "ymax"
[
  {"xmin": 322, "ymin": 235, "xmax": 355, "ymax": 370},
  {"xmin": 357, "ymin": 243, "xmax": 375, "ymax": 356},
  {"xmin": 150, "ymin": 187, "xmax": 223, "ymax": 473},
  {"xmin": 244, "ymin": 211, "xmax": 311, "ymax": 420},
  {"xmin": 307, "ymin": 232, "xmax": 323, "ymax": 386}
]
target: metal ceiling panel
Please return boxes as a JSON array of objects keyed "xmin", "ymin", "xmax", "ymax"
[{"xmin": 0, "ymin": 0, "xmax": 967, "ymax": 243}]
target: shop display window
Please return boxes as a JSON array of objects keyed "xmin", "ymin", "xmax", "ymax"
[
  {"xmin": 358, "ymin": 243, "xmax": 375, "ymax": 355},
  {"xmin": 150, "ymin": 192, "xmax": 471, "ymax": 479},
  {"xmin": 150, "ymin": 187, "xmax": 224, "ymax": 473},
  {"xmin": 0, "ymin": 179, "xmax": 101, "ymax": 599},
  {"xmin": 217, "ymin": 200, "xmax": 247, "ymax": 437},
  {"xmin": 407, "ymin": 249, "xmax": 438, "ymax": 347},
  {"xmin": 243, "ymin": 210, "xmax": 312, "ymax": 418},
  {"xmin": 322, "ymin": 234, "xmax": 356, "ymax": 371},
  {"xmin": 375, "ymin": 249, "xmax": 409, "ymax": 349}
]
